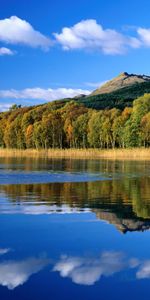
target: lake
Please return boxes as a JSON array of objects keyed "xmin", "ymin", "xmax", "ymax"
[{"xmin": 0, "ymin": 157, "xmax": 150, "ymax": 299}]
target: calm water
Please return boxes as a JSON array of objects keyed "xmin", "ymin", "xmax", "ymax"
[{"xmin": 1, "ymin": 157, "xmax": 150, "ymax": 299}]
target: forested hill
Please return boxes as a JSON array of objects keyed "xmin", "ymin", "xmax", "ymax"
[
  {"xmin": 1, "ymin": 92, "xmax": 150, "ymax": 149},
  {"xmin": 1, "ymin": 72, "xmax": 150, "ymax": 150}
]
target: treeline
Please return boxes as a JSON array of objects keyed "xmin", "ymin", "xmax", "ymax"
[{"xmin": 1, "ymin": 93, "xmax": 150, "ymax": 149}]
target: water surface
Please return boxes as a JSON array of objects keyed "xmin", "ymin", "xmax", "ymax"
[{"xmin": 0, "ymin": 157, "xmax": 150, "ymax": 299}]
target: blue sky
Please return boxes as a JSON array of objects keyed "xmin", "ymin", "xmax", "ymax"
[{"xmin": 1, "ymin": 0, "xmax": 150, "ymax": 110}]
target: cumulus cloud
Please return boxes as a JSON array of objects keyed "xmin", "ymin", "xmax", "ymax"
[
  {"xmin": 0, "ymin": 16, "xmax": 52, "ymax": 50},
  {"xmin": 0, "ymin": 87, "xmax": 90, "ymax": 103},
  {"xmin": 0, "ymin": 257, "xmax": 49, "ymax": 290},
  {"xmin": 1, "ymin": 17, "xmax": 150, "ymax": 56},
  {"xmin": 54, "ymin": 19, "xmax": 140, "ymax": 55},
  {"xmin": 53, "ymin": 251, "xmax": 126, "ymax": 285},
  {"xmin": 0, "ymin": 47, "xmax": 14, "ymax": 56}
]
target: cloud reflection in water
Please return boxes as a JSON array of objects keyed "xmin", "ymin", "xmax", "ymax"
[
  {"xmin": 0, "ymin": 257, "xmax": 49, "ymax": 290},
  {"xmin": 53, "ymin": 251, "xmax": 126, "ymax": 285},
  {"xmin": 0, "ymin": 250, "xmax": 150, "ymax": 290}
]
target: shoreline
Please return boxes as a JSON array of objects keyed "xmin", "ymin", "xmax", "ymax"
[{"xmin": 0, "ymin": 148, "xmax": 150, "ymax": 160}]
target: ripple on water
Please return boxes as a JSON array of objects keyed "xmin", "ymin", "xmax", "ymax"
[{"xmin": 0, "ymin": 170, "xmax": 112, "ymax": 185}]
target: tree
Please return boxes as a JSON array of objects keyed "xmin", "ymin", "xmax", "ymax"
[
  {"xmin": 9, "ymin": 104, "xmax": 22, "ymax": 111},
  {"xmin": 62, "ymin": 101, "xmax": 88, "ymax": 148},
  {"xmin": 126, "ymin": 94, "xmax": 150, "ymax": 147},
  {"xmin": 88, "ymin": 111, "xmax": 105, "ymax": 148},
  {"xmin": 25, "ymin": 124, "xmax": 34, "ymax": 148},
  {"xmin": 141, "ymin": 112, "xmax": 150, "ymax": 146},
  {"xmin": 112, "ymin": 107, "xmax": 132, "ymax": 148},
  {"xmin": 73, "ymin": 112, "xmax": 91, "ymax": 148}
]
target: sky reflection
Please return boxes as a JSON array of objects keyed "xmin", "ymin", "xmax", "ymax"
[{"xmin": 0, "ymin": 249, "xmax": 150, "ymax": 290}]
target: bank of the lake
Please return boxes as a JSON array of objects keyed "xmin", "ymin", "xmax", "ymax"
[{"xmin": 0, "ymin": 148, "xmax": 150, "ymax": 160}]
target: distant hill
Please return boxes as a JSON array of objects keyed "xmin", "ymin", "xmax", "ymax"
[
  {"xmin": 78, "ymin": 72, "xmax": 150, "ymax": 110},
  {"xmin": 91, "ymin": 72, "xmax": 150, "ymax": 95}
]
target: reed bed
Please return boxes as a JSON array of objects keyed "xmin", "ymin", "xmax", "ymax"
[{"xmin": 0, "ymin": 148, "xmax": 150, "ymax": 160}]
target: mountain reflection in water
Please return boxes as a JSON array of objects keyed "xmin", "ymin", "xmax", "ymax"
[{"xmin": 0, "ymin": 174, "xmax": 150, "ymax": 233}]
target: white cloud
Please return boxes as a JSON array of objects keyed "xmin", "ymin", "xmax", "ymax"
[
  {"xmin": 0, "ymin": 16, "xmax": 52, "ymax": 50},
  {"xmin": 54, "ymin": 252, "xmax": 150, "ymax": 285},
  {"xmin": 136, "ymin": 260, "xmax": 150, "ymax": 279},
  {"xmin": 17, "ymin": 204, "xmax": 90, "ymax": 215},
  {"xmin": 54, "ymin": 19, "xmax": 141, "ymax": 55},
  {"xmin": 0, "ymin": 87, "xmax": 90, "ymax": 103},
  {"xmin": 0, "ymin": 47, "xmax": 14, "ymax": 56},
  {"xmin": 1, "ymin": 17, "xmax": 150, "ymax": 56},
  {"xmin": 137, "ymin": 28, "xmax": 150, "ymax": 46},
  {"xmin": 0, "ymin": 103, "xmax": 14, "ymax": 112},
  {"xmin": 53, "ymin": 251, "xmax": 126, "ymax": 285},
  {"xmin": 0, "ymin": 248, "xmax": 11, "ymax": 255},
  {"xmin": 129, "ymin": 258, "xmax": 140, "ymax": 269},
  {"xmin": 1, "ymin": 17, "xmax": 150, "ymax": 57},
  {"xmin": 0, "ymin": 257, "xmax": 49, "ymax": 290}
]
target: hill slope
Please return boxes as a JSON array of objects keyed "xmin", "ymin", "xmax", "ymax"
[
  {"xmin": 91, "ymin": 72, "xmax": 150, "ymax": 95},
  {"xmin": 78, "ymin": 72, "xmax": 150, "ymax": 110}
]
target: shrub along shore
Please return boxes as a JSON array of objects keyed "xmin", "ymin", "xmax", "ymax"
[{"xmin": 0, "ymin": 148, "xmax": 150, "ymax": 160}]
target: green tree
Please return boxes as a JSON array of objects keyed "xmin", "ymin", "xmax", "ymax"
[
  {"xmin": 73, "ymin": 112, "xmax": 91, "ymax": 148},
  {"xmin": 141, "ymin": 112, "xmax": 150, "ymax": 146},
  {"xmin": 126, "ymin": 94, "xmax": 150, "ymax": 147}
]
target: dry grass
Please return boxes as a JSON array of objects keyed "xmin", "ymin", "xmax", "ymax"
[{"xmin": 0, "ymin": 148, "xmax": 150, "ymax": 160}]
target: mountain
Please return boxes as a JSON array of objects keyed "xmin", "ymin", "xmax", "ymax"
[
  {"xmin": 91, "ymin": 72, "xmax": 150, "ymax": 96},
  {"xmin": 78, "ymin": 72, "xmax": 150, "ymax": 110},
  {"xmin": 93, "ymin": 209, "xmax": 150, "ymax": 234}
]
